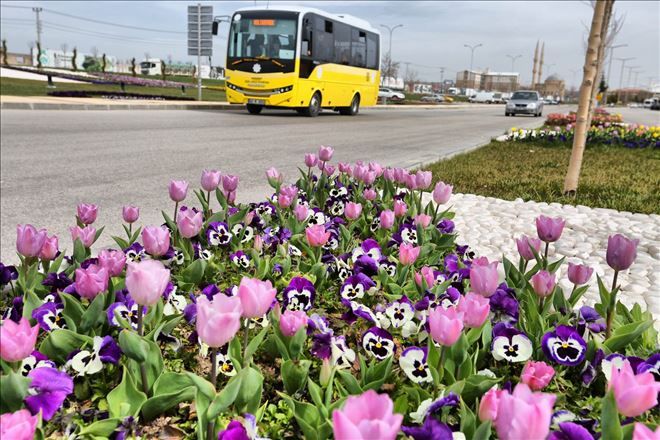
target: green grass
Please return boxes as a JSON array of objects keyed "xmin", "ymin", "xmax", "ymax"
[
  {"xmin": 0, "ymin": 77, "xmax": 227, "ymax": 101},
  {"xmin": 424, "ymin": 141, "xmax": 660, "ymax": 214}
]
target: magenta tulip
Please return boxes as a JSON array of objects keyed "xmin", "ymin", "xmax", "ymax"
[
  {"xmin": 16, "ymin": 224, "xmax": 47, "ymax": 257},
  {"xmin": 74, "ymin": 264, "xmax": 109, "ymax": 300},
  {"xmin": 608, "ymin": 360, "xmax": 660, "ymax": 417},
  {"xmin": 38, "ymin": 235, "xmax": 59, "ymax": 261},
  {"xmin": 318, "ymin": 145, "xmax": 334, "ymax": 162},
  {"xmin": 0, "ymin": 409, "xmax": 39, "ymax": 440},
  {"xmin": 432, "ymin": 181, "xmax": 453, "ymax": 204},
  {"xmin": 122, "ymin": 205, "xmax": 140, "ymax": 223},
  {"xmin": 141, "ymin": 226, "xmax": 171, "ymax": 257},
  {"xmin": 278, "ymin": 194, "xmax": 293, "ymax": 209},
  {"xmin": 515, "ymin": 235, "xmax": 542, "ymax": 261},
  {"xmin": 457, "ymin": 292, "xmax": 491, "ymax": 328},
  {"xmin": 293, "ymin": 204, "xmax": 309, "ymax": 222},
  {"xmin": 567, "ymin": 263, "xmax": 594, "ymax": 285},
  {"xmin": 478, "ymin": 386, "xmax": 503, "ymax": 422},
  {"xmin": 399, "ymin": 243, "xmax": 421, "ymax": 266},
  {"xmin": 196, "ymin": 295, "xmax": 243, "ymax": 347},
  {"xmin": 363, "ymin": 188, "xmax": 377, "ymax": 201},
  {"xmin": 521, "ymin": 361, "xmax": 555, "ymax": 391},
  {"xmin": 201, "ymin": 169, "xmax": 221, "ymax": 192},
  {"xmin": 323, "ymin": 164, "xmax": 336, "ymax": 176},
  {"xmin": 306, "ymin": 225, "xmax": 330, "ymax": 247},
  {"xmin": 338, "ymin": 162, "xmax": 352, "ymax": 175},
  {"xmin": 469, "ymin": 257, "xmax": 499, "ymax": 297},
  {"xmin": 427, "ymin": 306, "xmax": 464, "ymax": 346},
  {"xmin": 393, "ymin": 200, "xmax": 407, "ymax": 217},
  {"xmin": 632, "ymin": 423, "xmax": 660, "ymax": 440},
  {"xmin": 70, "ymin": 225, "xmax": 96, "ymax": 248},
  {"xmin": 353, "ymin": 164, "xmax": 367, "ymax": 181},
  {"xmin": 405, "ymin": 173, "xmax": 417, "ymax": 190},
  {"xmin": 606, "ymin": 234, "xmax": 639, "ymax": 272},
  {"xmin": 304, "ymin": 153, "xmax": 318, "ymax": 168},
  {"xmin": 414, "ymin": 214, "xmax": 432, "ymax": 228},
  {"xmin": 494, "ymin": 383, "xmax": 556, "ymax": 440},
  {"xmin": 414, "ymin": 266, "xmax": 436, "ymax": 289},
  {"xmin": 0, "ymin": 317, "xmax": 39, "ymax": 362},
  {"xmin": 222, "ymin": 174, "xmax": 239, "ymax": 192},
  {"xmin": 77, "ymin": 203, "xmax": 98, "ymax": 225},
  {"xmin": 125, "ymin": 260, "xmax": 170, "ymax": 307},
  {"xmin": 280, "ymin": 310, "xmax": 308, "ymax": 337},
  {"xmin": 98, "ymin": 249, "xmax": 127, "ymax": 277},
  {"xmin": 379, "ymin": 210, "xmax": 395, "ymax": 229},
  {"xmin": 535, "ymin": 215, "xmax": 565, "ymax": 243},
  {"xmin": 332, "ymin": 390, "xmax": 402, "ymax": 440},
  {"xmin": 344, "ymin": 202, "xmax": 362, "ymax": 220},
  {"xmin": 383, "ymin": 168, "xmax": 395, "ymax": 181},
  {"xmin": 530, "ymin": 270, "xmax": 556, "ymax": 298},
  {"xmin": 415, "ymin": 170, "xmax": 432, "ymax": 189},
  {"xmin": 237, "ymin": 277, "xmax": 277, "ymax": 318},
  {"xmin": 177, "ymin": 208, "xmax": 203, "ymax": 239},
  {"xmin": 168, "ymin": 180, "xmax": 189, "ymax": 202}
]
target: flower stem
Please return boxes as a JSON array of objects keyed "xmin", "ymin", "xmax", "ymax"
[
  {"xmin": 207, "ymin": 347, "xmax": 216, "ymax": 440},
  {"xmin": 243, "ymin": 321, "xmax": 251, "ymax": 367},
  {"xmin": 433, "ymin": 202, "xmax": 440, "ymax": 223},
  {"xmin": 543, "ymin": 242, "xmax": 549, "ymax": 266},
  {"xmin": 438, "ymin": 345, "xmax": 446, "ymax": 378},
  {"xmin": 173, "ymin": 201, "xmax": 179, "ymax": 225},
  {"xmin": 137, "ymin": 306, "xmax": 150, "ymax": 396},
  {"xmin": 128, "ymin": 223, "xmax": 132, "ymax": 239},
  {"xmin": 606, "ymin": 270, "xmax": 619, "ymax": 339}
]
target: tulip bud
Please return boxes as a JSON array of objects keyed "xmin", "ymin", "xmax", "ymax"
[
  {"xmin": 77, "ymin": 203, "xmax": 98, "ymax": 225},
  {"xmin": 293, "ymin": 204, "xmax": 309, "ymax": 222},
  {"xmin": 70, "ymin": 225, "xmax": 96, "ymax": 248},
  {"xmin": 393, "ymin": 200, "xmax": 407, "ymax": 217},
  {"xmin": 266, "ymin": 167, "xmax": 283, "ymax": 188},
  {"xmin": 414, "ymin": 214, "xmax": 432, "ymax": 228},
  {"xmin": 122, "ymin": 205, "xmax": 140, "ymax": 224},
  {"xmin": 345, "ymin": 202, "xmax": 362, "ymax": 220},
  {"xmin": 318, "ymin": 145, "xmax": 334, "ymax": 162},
  {"xmin": 222, "ymin": 175, "xmax": 239, "ymax": 192},
  {"xmin": 567, "ymin": 263, "xmax": 593, "ymax": 285},
  {"xmin": 38, "ymin": 235, "xmax": 59, "ymax": 261},
  {"xmin": 530, "ymin": 270, "xmax": 556, "ymax": 298},
  {"xmin": 306, "ymin": 225, "xmax": 330, "ymax": 247},
  {"xmin": 606, "ymin": 233, "xmax": 639, "ymax": 272},
  {"xmin": 201, "ymin": 169, "xmax": 221, "ymax": 192},
  {"xmin": 169, "ymin": 180, "xmax": 189, "ymax": 202},
  {"xmin": 516, "ymin": 235, "xmax": 541, "ymax": 261},
  {"xmin": 141, "ymin": 226, "xmax": 171, "ymax": 257},
  {"xmin": 399, "ymin": 243, "xmax": 421, "ymax": 266},
  {"xmin": 177, "ymin": 208, "xmax": 204, "ymax": 239},
  {"xmin": 16, "ymin": 224, "xmax": 47, "ymax": 258},
  {"xmin": 433, "ymin": 181, "xmax": 453, "ymax": 204},
  {"xmin": 535, "ymin": 215, "xmax": 565, "ymax": 243},
  {"xmin": 304, "ymin": 153, "xmax": 318, "ymax": 168},
  {"xmin": 379, "ymin": 210, "xmax": 395, "ymax": 229},
  {"xmin": 363, "ymin": 188, "xmax": 377, "ymax": 201}
]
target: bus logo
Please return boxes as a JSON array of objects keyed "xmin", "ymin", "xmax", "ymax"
[{"xmin": 252, "ymin": 63, "xmax": 262, "ymax": 73}]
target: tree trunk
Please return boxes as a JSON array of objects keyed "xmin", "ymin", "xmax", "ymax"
[
  {"xmin": 563, "ymin": 0, "xmax": 610, "ymax": 195},
  {"xmin": 586, "ymin": 0, "xmax": 614, "ymax": 128}
]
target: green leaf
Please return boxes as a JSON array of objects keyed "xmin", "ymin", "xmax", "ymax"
[
  {"xmin": 473, "ymin": 420, "xmax": 492, "ymax": 440},
  {"xmin": 73, "ymin": 238, "xmax": 87, "ymax": 263},
  {"xmin": 278, "ymin": 392, "xmax": 322, "ymax": 440},
  {"xmin": 207, "ymin": 373, "xmax": 243, "ymax": 420},
  {"xmin": 337, "ymin": 369, "xmax": 363, "ymax": 395},
  {"xmin": 39, "ymin": 329, "xmax": 93, "ymax": 364},
  {"xmin": 118, "ymin": 330, "xmax": 149, "ymax": 362},
  {"xmin": 141, "ymin": 373, "xmax": 196, "ymax": 421},
  {"xmin": 281, "ymin": 359, "xmax": 311, "ymax": 395},
  {"xmin": 112, "ymin": 235, "xmax": 129, "ymax": 250},
  {"xmin": 0, "ymin": 370, "xmax": 32, "ymax": 413},
  {"xmin": 234, "ymin": 366, "xmax": 264, "ymax": 414},
  {"xmin": 601, "ymin": 391, "xmax": 623, "ymax": 440},
  {"xmin": 126, "ymin": 338, "xmax": 164, "ymax": 394},
  {"xmin": 461, "ymin": 375, "xmax": 501, "ymax": 405},
  {"xmin": 22, "ymin": 290, "xmax": 42, "ymax": 323},
  {"xmin": 182, "ymin": 259, "xmax": 207, "ymax": 286},
  {"xmin": 603, "ymin": 320, "xmax": 654, "ymax": 354},
  {"xmin": 288, "ymin": 325, "xmax": 307, "ymax": 360},
  {"xmin": 245, "ymin": 324, "xmax": 270, "ymax": 363},
  {"xmin": 59, "ymin": 292, "xmax": 85, "ymax": 330},
  {"xmin": 79, "ymin": 292, "xmax": 107, "ymax": 333},
  {"xmin": 78, "ymin": 418, "xmax": 121, "ymax": 437},
  {"xmin": 107, "ymin": 366, "xmax": 147, "ymax": 418},
  {"xmin": 307, "ymin": 378, "xmax": 324, "ymax": 409}
]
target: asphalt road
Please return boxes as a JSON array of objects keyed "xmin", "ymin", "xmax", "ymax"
[{"xmin": 1, "ymin": 104, "xmax": 655, "ymax": 261}]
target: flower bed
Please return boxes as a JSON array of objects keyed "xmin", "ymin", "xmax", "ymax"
[
  {"xmin": 1, "ymin": 148, "xmax": 658, "ymax": 439},
  {"xmin": 46, "ymin": 90, "xmax": 195, "ymax": 101},
  {"xmin": 504, "ymin": 124, "xmax": 660, "ymax": 149},
  {"xmin": 96, "ymin": 73, "xmax": 192, "ymax": 89},
  {"xmin": 544, "ymin": 109, "xmax": 623, "ymax": 127}
]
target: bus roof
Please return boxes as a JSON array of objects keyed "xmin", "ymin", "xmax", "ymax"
[{"xmin": 233, "ymin": 5, "xmax": 381, "ymax": 35}]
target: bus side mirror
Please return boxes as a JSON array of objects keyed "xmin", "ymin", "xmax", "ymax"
[
  {"xmin": 302, "ymin": 25, "xmax": 311, "ymax": 42},
  {"xmin": 212, "ymin": 21, "xmax": 219, "ymax": 35}
]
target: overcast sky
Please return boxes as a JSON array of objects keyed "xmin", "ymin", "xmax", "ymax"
[{"xmin": 1, "ymin": 0, "xmax": 658, "ymax": 88}]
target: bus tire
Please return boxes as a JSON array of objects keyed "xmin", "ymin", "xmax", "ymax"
[
  {"xmin": 246, "ymin": 104, "xmax": 263, "ymax": 114},
  {"xmin": 339, "ymin": 94, "xmax": 360, "ymax": 116},
  {"xmin": 302, "ymin": 92, "xmax": 322, "ymax": 117}
]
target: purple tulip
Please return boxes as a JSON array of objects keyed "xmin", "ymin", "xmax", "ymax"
[
  {"xmin": 567, "ymin": 263, "xmax": 593, "ymax": 285},
  {"xmin": 168, "ymin": 180, "xmax": 188, "ymax": 202},
  {"xmin": 535, "ymin": 215, "xmax": 565, "ymax": 243},
  {"xmin": 318, "ymin": 145, "xmax": 334, "ymax": 162},
  {"xmin": 70, "ymin": 225, "xmax": 96, "ymax": 248},
  {"xmin": 515, "ymin": 235, "xmax": 542, "ymax": 261},
  {"xmin": 200, "ymin": 169, "xmax": 221, "ymax": 192},
  {"xmin": 16, "ymin": 224, "xmax": 47, "ymax": 258},
  {"xmin": 222, "ymin": 174, "xmax": 239, "ymax": 192},
  {"xmin": 530, "ymin": 270, "xmax": 556, "ymax": 298},
  {"xmin": 606, "ymin": 234, "xmax": 639, "ymax": 271},
  {"xmin": 304, "ymin": 153, "xmax": 318, "ymax": 168},
  {"xmin": 77, "ymin": 203, "xmax": 98, "ymax": 225},
  {"xmin": 122, "ymin": 205, "xmax": 139, "ymax": 224}
]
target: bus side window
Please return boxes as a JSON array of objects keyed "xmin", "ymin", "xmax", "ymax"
[
  {"xmin": 333, "ymin": 22, "xmax": 351, "ymax": 65},
  {"xmin": 366, "ymin": 33, "xmax": 378, "ymax": 70}
]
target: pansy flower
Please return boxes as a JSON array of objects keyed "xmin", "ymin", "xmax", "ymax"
[
  {"xmin": 489, "ymin": 283, "xmax": 519, "ymax": 324},
  {"xmin": 25, "ymin": 367, "xmax": 73, "ymax": 421},
  {"xmin": 311, "ymin": 332, "xmax": 333, "ymax": 360},
  {"xmin": 162, "ymin": 247, "xmax": 185, "ymax": 266},
  {"xmin": 207, "ymin": 222, "xmax": 233, "ymax": 246},
  {"xmin": 399, "ymin": 347, "xmax": 433, "ymax": 384},
  {"xmin": 385, "ymin": 296, "xmax": 415, "ymax": 329},
  {"xmin": 402, "ymin": 416, "xmax": 453, "ymax": 440},
  {"xmin": 362, "ymin": 327, "xmax": 396, "ymax": 360},
  {"xmin": 322, "ymin": 226, "xmax": 340, "ymax": 250},
  {"xmin": 577, "ymin": 306, "xmax": 605, "ymax": 335},
  {"xmin": 340, "ymin": 273, "xmax": 375, "ymax": 301},
  {"xmin": 542, "ymin": 325, "xmax": 587, "ymax": 366},
  {"xmin": 231, "ymin": 223, "xmax": 254, "ymax": 243},
  {"xmin": 67, "ymin": 336, "xmax": 122, "ymax": 376},
  {"xmin": 107, "ymin": 291, "xmax": 143, "ymax": 329},
  {"xmin": 0, "ymin": 262, "xmax": 18, "ymax": 286},
  {"xmin": 32, "ymin": 302, "xmax": 66, "ymax": 332},
  {"xmin": 124, "ymin": 242, "xmax": 146, "ymax": 262},
  {"xmin": 41, "ymin": 272, "xmax": 73, "ymax": 292},
  {"xmin": 331, "ymin": 336, "xmax": 356, "ymax": 369},
  {"xmin": 491, "ymin": 323, "xmax": 533, "ymax": 363},
  {"xmin": 20, "ymin": 351, "xmax": 56, "ymax": 376},
  {"xmin": 282, "ymin": 276, "xmax": 316, "ymax": 311},
  {"xmin": 307, "ymin": 208, "xmax": 329, "ymax": 226},
  {"xmin": 288, "ymin": 243, "xmax": 302, "ymax": 257},
  {"xmin": 215, "ymin": 344, "xmax": 236, "ymax": 377},
  {"xmin": 353, "ymin": 255, "xmax": 379, "ymax": 277},
  {"xmin": 391, "ymin": 222, "xmax": 418, "ymax": 245},
  {"xmin": 343, "ymin": 300, "xmax": 379, "ymax": 325},
  {"xmin": 255, "ymin": 201, "xmax": 277, "ymax": 217},
  {"xmin": 379, "ymin": 257, "xmax": 397, "ymax": 277},
  {"xmin": 598, "ymin": 353, "xmax": 645, "ymax": 381},
  {"xmin": 247, "ymin": 314, "xmax": 269, "ymax": 330},
  {"xmin": 548, "ymin": 422, "xmax": 595, "ymax": 440},
  {"xmin": 351, "ymin": 239, "xmax": 382, "ymax": 263},
  {"xmin": 437, "ymin": 219, "xmax": 455, "ymax": 234},
  {"xmin": 327, "ymin": 198, "xmax": 345, "ymax": 217},
  {"xmin": 163, "ymin": 283, "xmax": 187, "ymax": 316},
  {"xmin": 193, "ymin": 242, "xmax": 212, "ymax": 260},
  {"xmin": 230, "ymin": 251, "xmax": 252, "ymax": 269},
  {"xmin": 637, "ymin": 353, "xmax": 660, "ymax": 380},
  {"xmin": 370, "ymin": 216, "xmax": 381, "ymax": 232}
]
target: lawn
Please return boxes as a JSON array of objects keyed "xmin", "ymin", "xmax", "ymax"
[
  {"xmin": 424, "ymin": 140, "xmax": 660, "ymax": 214},
  {"xmin": 0, "ymin": 77, "xmax": 227, "ymax": 101}
]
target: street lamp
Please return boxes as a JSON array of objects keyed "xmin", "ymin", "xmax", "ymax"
[
  {"xmin": 506, "ymin": 54, "xmax": 522, "ymax": 72},
  {"xmin": 464, "ymin": 43, "xmax": 483, "ymax": 72},
  {"xmin": 380, "ymin": 24, "xmax": 403, "ymax": 75},
  {"xmin": 603, "ymin": 43, "xmax": 626, "ymax": 104}
]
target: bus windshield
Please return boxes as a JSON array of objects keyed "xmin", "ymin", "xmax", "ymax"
[{"xmin": 228, "ymin": 11, "xmax": 297, "ymax": 73}]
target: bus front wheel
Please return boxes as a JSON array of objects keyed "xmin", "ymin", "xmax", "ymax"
[
  {"xmin": 246, "ymin": 104, "xmax": 263, "ymax": 115},
  {"xmin": 302, "ymin": 92, "xmax": 322, "ymax": 117},
  {"xmin": 339, "ymin": 94, "xmax": 360, "ymax": 116}
]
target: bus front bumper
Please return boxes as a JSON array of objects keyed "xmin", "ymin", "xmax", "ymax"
[{"xmin": 226, "ymin": 84, "xmax": 296, "ymax": 107}]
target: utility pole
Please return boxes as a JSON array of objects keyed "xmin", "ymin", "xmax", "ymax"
[
  {"xmin": 32, "ymin": 7, "xmax": 43, "ymax": 67},
  {"xmin": 380, "ymin": 24, "xmax": 403, "ymax": 79},
  {"xmin": 506, "ymin": 54, "xmax": 522, "ymax": 72},
  {"xmin": 615, "ymin": 57, "xmax": 634, "ymax": 103},
  {"xmin": 604, "ymin": 43, "xmax": 626, "ymax": 104},
  {"xmin": 439, "ymin": 67, "xmax": 445, "ymax": 92},
  {"xmin": 464, "ymin": 43, "xmax": 482, "ymax": 72}
]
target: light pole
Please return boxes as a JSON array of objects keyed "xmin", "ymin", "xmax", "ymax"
[
  {"xmin": 506, "ymin": 54, "xmax": 522, "ymax": 72},
  {"xmin": 615, "ymin": 57, "xmax": 635, "ymax": 104},
  {"xmin": 464, "ymin": 43, "xmax": 482, "ymax": 72},
  {"xmin": 380, "ymin": 24, "xmax": 403, "ymax": 79},
  {"xmin": 604, "ymin": 44, "xmax": 626, "ymax": 103}
]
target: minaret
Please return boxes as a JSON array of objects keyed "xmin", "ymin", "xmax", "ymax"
[
  {"xmin": 532, "ymin": 40, "xmax": 539, "ymax": 88},
  {"xmin": 537, "ymin": 42, "xmax": 545, "ymax": 88}
]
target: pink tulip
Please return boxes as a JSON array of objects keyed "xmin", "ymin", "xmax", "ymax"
[
  {"xmin": 379, "ymin": 210, "xmax": 395, "ymax": 229},
  {"xmin": 98, "ymin": 249, "xmax": 127, "ymax": 277},
  {"xmin": 567, "ymin": 263, "xmax": 593, "ymax": 285},
  {"xmin": 293, "ymin": 204, "xmax": 309, "ymax": 222},
  {"xmin": 478, "ymin": 386, "xmax": 503, "ymax": 422},
  {"xmin": 515, "ymin": 235, "xmax": 541, "ymax": 261},
  {"xmin": 530, "ymin": 270, "xmax": 556, "ymax": 298},
  {"xmin": 278, "ymin": 194, "xmax": 293, "ymax": 209},
  {"xmin": 77, "ymin": 203, "xmax": 98, "ymax": 225},
  {"xmin": 318, "ymin": 145, "xmax": 334, "ymax": 162},
  {"xmin": 196, "ymin": 295, "xmax": 243, "ymax": 347},
  {"xmin": 428, "ymin": 305, "xmax": 464, "ymax": 346},
  {"xmin": 399, "ymin": 243, "xmax": 421, "ymax": 266},
  {"xmin": 369, "ymin": 162, "xmax": 383, "ymax": 177},
  {"xmin": 141, "ymin": 226, "xmax": 170, "ymax": 257},
  {"xmin": 280, "ymin": 185, "xmax": 298, "ymax": 200},
  {"xmin": 353, "ymin": 164, "xmax": 367, "ymax": 181},
  {"xmin": 280, "ymin": 310, "xmax": 308, "ymax": 337},
  {"xmin": 521, "ymin": 361, "xmax": 555, "ymax": 391},
  {"xmin": 223, "ymin": 188, "xmax": 237, "ymax": 204},
  {"xmin": 414, "ymin": 214, "xmax": 432, "ymax": 228},
  {"xmin": 75, "ymin": 264, "xmax": 109, "ymax": 300},
  {"xmin": 433, "ymin": 181, "xmax": 453, "ymax": 204},
  {"xmin": 363, "ymin": 188, "xmax": 377, "ymax": 201},
  {"xmin": 125, "ymin": 260, "xmax": 170, "ymax": 307},
  {"xmin": 338, "ymin": 162, "xmax": 352, "ymax": 175},
  {"xmin": 494, "ymin": 383, "xmax": 556, "ymax": 440},
  {"xmin": 414, "ymin": 266, "xmax": 436, "ymax": 288},
  {"xmin": 222, "ymin": 175, "xmax": 239, "ymax": 193},
  {"xmin": 535, "ymin": 215, "xmax": 565, "ymax": 243},
  {"xmin": 469, "ymin": 258, "xmax": 499, "ymax": 297},
  {"xmin": 393, "ymin": 168, "xmax": 407, "ymax": 184},
  {"xmin": 266, "ymin": 167, "xmax": 283, "ymax": 186},
  {"xmin": 237, "ymin": 277, "xmax": 277, "ymax": 318},
  {"xmin": 70, "ymin": 225, "xmax": 96, "ymax": 248},
  {"xmin": 608, "ymin": 360, "xmax": 660, "ymax": 417},
  {"xmin": 606, "ymin": 234, "xmax": 639, "ymax": 272},
  {"xmin": 169, "ymin": 180, "xmax": 189, "ymax": 202},
  {"xmin": 332, "ymin": 390, "xmax": 402, "ymax": 440},
  {"xmin": 0, "ymin": 409, "xmax": 39, "ymax": 440},
  {"xmin": 323, "ymin": 164, "xmax": 336, "ymax": 176},
  {"xmin": 405, "ymin": 173, "xmax": 417, "ymax": 190},
  {"xmin": 122, "ymin": 205, "xmax": 140, "ymax": 223},
  {"xmin": 393, "ymin": 200, "xmax": 407, "ymax": 217},
  {"xmin": 38, "ymin": 235, "xmax": 59, "ymax": 261},
  {"xmin": 201, "ymin": 169, "xmax": 222, "ymax": 192},
  {"xmin": 457, "ymin": 292, "xmax": 490, "ymax": 328},
  {"xmin": 0, "ymin": 318, "xmax": 39, "ymax": 362},
  {"xmin": 632, "ymin": 423, "xmax": 660, "ymax": 440},
  {"xmin": 306, "ymin": 224, "xmax": 330, "ymax": 247},
  {"xmin": 415, "ymin": 170, "xmax": 432, "ymax": 189},
  {"xmin": 177, "ymin": 208, "xmax": 203, "ymax": 238},
  {"xmin": 345, "ymin": 202, "xmax": 362, "ymax": 220},
  {"xmin": 16, "ymin": 224, "xmax": 47, "ymax": 257},
  {"xmin": 304, "ymin": 153, "xmax": 318, "ymax": 168},
  {"xmin": 383, "ymin": 168, "xmax": 395, "ymax": 181}
]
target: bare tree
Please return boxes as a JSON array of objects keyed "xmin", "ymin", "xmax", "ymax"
[
  {"xmin": 404, "ymin": 68, "xmax": 419, "ymax": 91},
  {"xmin": 563, "ymin": 0, "xmax": 613, "ymax": 195},
  {"xmin": 381, "ymin": 52, "xmax": 400, "ymax": 82}
]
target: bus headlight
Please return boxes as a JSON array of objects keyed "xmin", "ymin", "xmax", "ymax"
[{"xmin": 274, "ymin": 86, "xmax": 293, "ymax": 94}]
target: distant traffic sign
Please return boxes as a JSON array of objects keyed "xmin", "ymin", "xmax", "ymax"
[{"xmin": 188, "ymin": 4, "xmax": 214, "ymax": 100}]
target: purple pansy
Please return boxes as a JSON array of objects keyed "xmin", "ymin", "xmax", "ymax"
[
  {"xmin": 437, "ymin": 219, "xmax": 455, "ymax": 234},
  {"xmin": 124, "ymin": 242, "xmax": 146, "ymax": 262},
  {"xmin": 33, "ymin": 302, "xmax": 66, "ymax": 331},
  {"xmin": 402, "ymin": 417, "xmax": 453, "ymax": 440},
  {"xmin": 362, "ymin": 327, "xmax": 396, "ymax": 360},
  {"xmin": 542, "ymin": 325, "xmax": 587, "ymax": 366},
  {"xmin": 68, "ymin": 336, "xmax": 121, "ymax": 376},
  {"xmin": 25, "ymin": 367, "xmax": 74, "ymax": 421},
  {"xmin": 637, "ymin": 353, "xmax": 660, "ymax": 380},
  {"xmin": 217, "ymin": 420, "xmax": 249, "ymax": 440},
  {"xmin": 577, "ymin": 306, "xmax": 606, "ymax": 334},
  {"xmin": 351, "ymin": 239, "xmax": 382, "ymax": 263},
  {"xmin": 491, "ymin": 323, "xmax": 533, "ymax": 363},
  {"xmin": 330, "ymin": 336, "xmax": 356, "ymax": 369},
  {"xmin": 399, "ymin": 347, "xmax": 432, "ymax": 384},
  {"xmin": 379, "ymin": 257, "xmax": 397, "ymax": 277},
  {"xmin": 548, "ymin": 422, "xmax": 595, "ymax": 440},
  {"xmin": 385, "ymin": 296, "xmax": 415, "ymax": 328},
  {"xmin": 41, "ymin": 272, "xmax": 73, "ymax": 292},
  {"xmin": 207, "ymin": 221, "xmax": 233, "ymax": 246},
  {"xmin": 353, "ymin": 255, "xmax": 380, "ymax": 277},
  {"xmin": 282, "ymin": 276, "xmax": 316, "ymax": 311},
  {"xmin": 339, "ymin": 273, "xmax": 375, "ymax": 301},
  {"xmin": 230, "ymin": 251, "xmax": 251, "ymax": 269},
  {"xmin": 107, "ymin": 290, "xmax": 143, "ymax": 329},
  {"xmin": 427, "ymin": 392, "xmax": 460, "ymax": 414},
  {"xmin": 0, "ymin": 262, "xmax": 19, "ymax": 285},
  {"xmin": 20, "ymin": 351, "xmax": 56, "ymax": 376},
  {"xmin": 489, "ymin": 283, "xmax": 520, "ymax": 324},
  {"xmin": 231, "ymin": 222, "xmax": 255, "ymax": 243},
  {"xmin": 311, "ymin": 332, "xmax": 333, "ymax": 360}
]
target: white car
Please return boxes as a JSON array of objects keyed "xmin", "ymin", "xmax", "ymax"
[{"xmin": 378, "ymin": 88, "xmax": 405, "ymax": 101}]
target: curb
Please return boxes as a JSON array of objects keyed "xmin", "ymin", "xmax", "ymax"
[{"xmin": 0, "ymin": 102, "xmax": 243, "ymax": 111}]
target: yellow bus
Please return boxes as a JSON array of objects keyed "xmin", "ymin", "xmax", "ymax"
[{"xmin": 225, "ymin": 6, "xmax": 381, "ymax": 116}]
